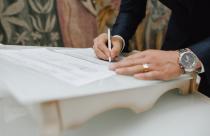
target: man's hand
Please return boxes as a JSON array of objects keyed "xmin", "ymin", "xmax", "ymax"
[
  {"xmin": 93, "ymin": 33, "xmax": 123, "ymax": 61},
  {"xmin": 110, "ymin": 50, "xmax": 183, "ymax": 80}
]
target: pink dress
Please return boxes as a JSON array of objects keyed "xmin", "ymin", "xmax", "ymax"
[{"xmin": 56, "ymin": 0, "xmax": 98, "ymax": 48}]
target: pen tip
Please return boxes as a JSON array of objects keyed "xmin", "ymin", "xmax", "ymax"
[{"xmin": 109, "ymin": 57, "xmax": 111, "ymax": 62}]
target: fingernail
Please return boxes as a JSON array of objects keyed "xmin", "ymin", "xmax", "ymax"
[
  {"xmin": 109, "ymin": 65, "xmax": 115, "ymax": 70},
  {"xmin": 115, "ymin": 69, "xmax": 123, "ymax": 74},
  {"xmin": 134, "ymin": 74, "xmax": 144, "ymax": 79}
]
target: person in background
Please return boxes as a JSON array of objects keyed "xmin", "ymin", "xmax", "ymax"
[{"xmin": 93, "ymin": 0, "xmax": 210, "ymax": 96}]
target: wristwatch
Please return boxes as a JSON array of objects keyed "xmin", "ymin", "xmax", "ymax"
[{"xmin": 178, "ymin": 48, "xmax": 199, "ymax": 73}]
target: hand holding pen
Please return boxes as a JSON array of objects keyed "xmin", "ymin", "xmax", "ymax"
[{"xmin": 93, "ymin": 29, "xmax": 124, "ymax": 61}]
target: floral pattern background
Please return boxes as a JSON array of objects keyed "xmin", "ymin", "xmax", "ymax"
[
  {"xmin": 0, "ymin": 0, "xmax": 62, "ymax": 46},
  {"xmin": 0, "ymin": 0, "xmax": 171, "ymax": 50}
]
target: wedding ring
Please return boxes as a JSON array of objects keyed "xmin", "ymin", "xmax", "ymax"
[{"xmin": 142, "ymin": 64, "xmax": 150, "ymax": 72}]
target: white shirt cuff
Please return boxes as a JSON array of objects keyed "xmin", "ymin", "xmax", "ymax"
[
  {"xmin": 192, "ymin": 52, "xmax": 205, "ymax": 73},
  {"xmin": 188, "ymin": 48, "xmax": 205, "ymax": 74},
  {"xmin": 112, "ymin": 35, "xmax": 125, "ymax": 52},
  {"xmin": 199, "ymin": 63, "xmax": 205, "ymax": 73}
]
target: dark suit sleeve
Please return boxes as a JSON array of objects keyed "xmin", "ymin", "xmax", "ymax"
[
  {"xmin": 189, "ymin": 37, "xmax": 210, "ymax": 86},
  {"xmin": 111, "ymin": 0, "xmax": 147, "ymax": 51}
]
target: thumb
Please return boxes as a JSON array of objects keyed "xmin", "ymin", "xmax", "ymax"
[{"xmin": 111, "ymin": 37, "xmax": 123, "ymax": 59}]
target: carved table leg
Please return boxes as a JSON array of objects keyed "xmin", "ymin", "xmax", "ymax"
[
  {"xmin": 179, "ymin": 73, "xmax": 198, "ymax": 95},
  {"xmin": 41, "ymin": 101, "xmax": 62, "ymax": 136}
]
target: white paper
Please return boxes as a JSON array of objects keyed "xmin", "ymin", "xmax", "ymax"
[{"xmin": 0, "ymin": 48, "xmax": 115, "ymax": 86}]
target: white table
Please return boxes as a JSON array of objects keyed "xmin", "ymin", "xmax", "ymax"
[
  {"xmin": 0, "ymin": 45, "xmax": 203, "ymax": 136},
  {"xmin": 1, "ymin": 91, "xmax": 210, "ymax": 136}
]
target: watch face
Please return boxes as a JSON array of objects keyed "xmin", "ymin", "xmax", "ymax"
[{"xmin": 181, "ymin": 52, "xmax": 196, "ymax": 71}]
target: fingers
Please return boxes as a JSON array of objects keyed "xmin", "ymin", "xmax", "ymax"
[
  {"xmin": 110, "ymin": 57, "xmax": 148, "ymax": 70},
  {"xmin": 115, "ymin": 65, "xmax": 145, "ymax": 75},
  {"xmin": 93, "ymin": 33, "xmax": 110, "ymax": 60},
  {"xmin": 134, "ymin": 71, "xmax": 162, "ymax": 80},
  {"xmin": 134, "ymin": 70, "xmax": 177, "ymax": 81},
  {"xmin": 93, "ymin": 34, "xmax": 123, "ymax": 61},
  {"xmin": 111, "ymin": 37, "xmax": 123, "ymax": 59},
  {"xmin": 94, "ymin": 47, "xmax": 108, "ymax": 60},
  {"xmin": 114, "ymin": 64, "xmax": 155, "ymax": 76}
]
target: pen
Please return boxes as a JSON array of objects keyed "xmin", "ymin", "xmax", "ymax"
[{"xmin": 108, "ymin": 28, "xmax": 112, "ymax": 62}]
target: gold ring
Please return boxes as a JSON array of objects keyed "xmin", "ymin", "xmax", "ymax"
[{"xmin": 142, "ymin": 64, "xmax": 150, "ymax": 72}]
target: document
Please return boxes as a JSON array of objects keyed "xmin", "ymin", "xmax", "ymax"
[{"xmin": 0, "ymin": 48, "xmax": 115, "ymax": 86}]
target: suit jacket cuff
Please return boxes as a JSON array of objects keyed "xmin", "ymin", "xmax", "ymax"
[{"xmin": 189, "ymin": 37, "xmax": 210, "ymax": 83}]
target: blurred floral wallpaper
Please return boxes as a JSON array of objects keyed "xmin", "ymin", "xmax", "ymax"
[
  {"xmin": 0, "ymin": 0, "xmax": 62, "ymax": 46},
  {"xmin": 0, "ymin": 0, "xmax": 171, "ymax": 50}
]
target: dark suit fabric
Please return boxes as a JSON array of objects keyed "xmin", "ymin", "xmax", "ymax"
[{"xmin": 112, "ymin": 0, "xmax": 210, "ymax": 96}]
